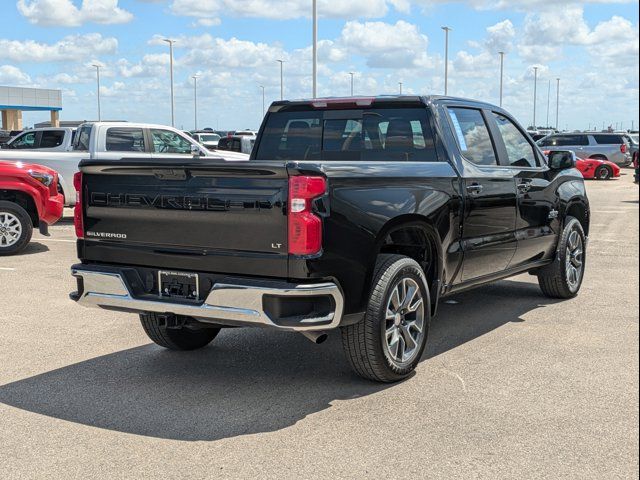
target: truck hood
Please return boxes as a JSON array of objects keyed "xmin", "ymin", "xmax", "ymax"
[{"xmin": 0, "ymin": 159, "xmax": 58, "ymax": 176}]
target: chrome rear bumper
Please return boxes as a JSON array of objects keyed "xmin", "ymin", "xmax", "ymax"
[{"xmin": 71, "ymin": 267, "xmax": 344, "ymax": 332}]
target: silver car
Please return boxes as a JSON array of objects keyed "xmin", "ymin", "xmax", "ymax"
[{"xmin": 537, "ymin": 133, "xmax": 632, "ymax": 167}]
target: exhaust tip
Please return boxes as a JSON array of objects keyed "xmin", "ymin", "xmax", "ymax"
[{"xmin": 301, "ymin": 331, "xmax": 329, "ymax": 345}]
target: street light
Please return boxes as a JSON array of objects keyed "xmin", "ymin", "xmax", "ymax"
[
  {"xmin": 192, "ymin": 75, "xmax": 199, "ymax": 131},
  {"xmin": 349, "ymin": 72, "xmax": 355, "ymax": 96},
  {"xmin": 533, "ymin": 66, "xmax": 539, "ymax": 129},
  {"xmin": 498, "ymin": 51, "xmax": 505, "ymax": 107},
  {"xmin": 556, "ymin": 78, "xmax": 560, "ymax": 130},
  {"xmin": 259, "ymin": 85, "xmax": 266, "ymax": 118},
  {"xmin": 312, "ymin": 0, "xmax": 318, "ymax": 98},
  {"xmin": 91, "ymin": 64, "xmax": 101, "ymax": 121},
  {"xmin": 442, "ymin": 26, "xmax": 452, "ymax": 95},
  {"xmin": 546, "ymin": 79, "xmax": 551, "ymax": 128},
  {"xmin": 163, "ymin": 39, "xmax": 176, "ymax": 127},
  {"xmin": 277, "ymin": 60, "xmax": 285, "ymax": 100}
]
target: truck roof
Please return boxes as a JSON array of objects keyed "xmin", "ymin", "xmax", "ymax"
[{"xmin": 269, "ymin": 95, "xmax": 499, "ymax": 111}]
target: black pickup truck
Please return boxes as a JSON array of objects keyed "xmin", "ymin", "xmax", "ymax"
[{"xmin": 70, "ymin": 96, "xmax": 589, "ymax": 382}]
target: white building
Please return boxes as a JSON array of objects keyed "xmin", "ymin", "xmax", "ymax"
[{"xmin": 0, "ymin": 86, "xmax": 62, "ymax": 131}]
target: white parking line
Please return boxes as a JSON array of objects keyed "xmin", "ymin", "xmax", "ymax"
[
  {"xmin": 0, "ymin": 267, "xmax": 16, "ymax": 271},
  {"xmin": 36, "ymin": 238, "xmax": 76, "ymax": 243}
]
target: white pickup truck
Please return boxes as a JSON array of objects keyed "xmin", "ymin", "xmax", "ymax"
[
  {"xmin": 0, "ymin": 122, "xmax": 249, "ymax": 205},
  {"xmin": 1, "ymin": 127, "xmax": 76, "ymax": 152}
]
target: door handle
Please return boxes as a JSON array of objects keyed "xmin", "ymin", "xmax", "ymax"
[
  {"xmin": 517, "ymin": 182, "xmax": 532, "ymax": 193},
  {"xmin": 466, "ymin": 183, "xmax": 484, "ymax": 195}
]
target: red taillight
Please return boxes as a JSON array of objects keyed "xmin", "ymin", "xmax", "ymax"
[
  {"xmin": 621, "ymin": 143, "xmax": 628, "ymax": 154},
  {"xmin": 288, "ymin": 176, "xmax": 326, "ymax": 256},
  {"xmin": 73, "ymin": 172, "xmax": 84, "ymax": 239}
]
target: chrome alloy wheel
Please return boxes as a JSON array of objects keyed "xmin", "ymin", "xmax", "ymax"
[
  {"xmin": 565, "ymin": 229, "xmax": 584, "ymax": 292},
  {"xmin": 384, "ymin": 277, "xmax": 426, "ymax": 365},
  {"xmin": 0, "ymin": 212, "xmax": 22, "ymax": 248}
]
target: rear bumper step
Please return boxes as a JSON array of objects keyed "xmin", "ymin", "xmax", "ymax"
[{"xmin": 70, "ymin": 266, "xmax": 344, "ymax": 332}]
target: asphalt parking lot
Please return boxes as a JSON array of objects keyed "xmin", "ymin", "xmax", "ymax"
[{"xmin": 1, "ymin": 173, "xmax": 638, "ymax": 479}]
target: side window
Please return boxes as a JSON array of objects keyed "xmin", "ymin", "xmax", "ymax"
[
  {"xmin": 11, "ymin": 132, "xmax": 37, "ymax": 149},
  {"xmin": 40, "ymin": 131, "xmax": 65, "ymax": 148},
  {"xmin": 492, "ymin": 113, "xmax": 538, "ymax": 168},
  {"xmin": 594, "ymin": 135, "xmax": 623, "ymax": 145},
  {"xmin": 106, "ymin": 128, "xmax": 145, "ymax": 152},
  {"xmin": 74, "ymin": 126, "xmax": 92, "ymax": 151},
  {"xmin": 150, "ymin": 129, "xmax": 192, "ymax": 154},
  {"xmin": 550, "ymin": 135, "xmax": 586, "ymax": 147},
  {"xmin": 447, "ymin": 108, "xmax": 497, "ymax": 166}
]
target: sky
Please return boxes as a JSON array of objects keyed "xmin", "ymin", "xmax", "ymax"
[{"xmin": 0, "ymin": 0, "xmax": 638, "ymax": 131}]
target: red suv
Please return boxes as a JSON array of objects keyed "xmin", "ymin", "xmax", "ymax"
[{"xmin": 0, "ymin": 160, "xmax": 64, "ymax": 255}]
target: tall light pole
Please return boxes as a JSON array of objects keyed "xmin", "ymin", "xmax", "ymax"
[
  {"xmin": 498, "ymin": 52, "xmax": 505, "ymax": 107},
  {"xmin": 399, "ymin": 82, "xmax": 403, "ymax": 95},
  {"xmin": 349, "ymin": 72, "xmax": 355, "ymax": 96},
  {"xmin": 277, "ymin": 60, "xmax": 285, "ymax": 100},
  {"xmin": 442, "ymin": 26, "xmax": 452, "ymax": 95},
  {"xmin": 546, "ymin": 79, "xmax": 551, "ymax": 128},
  {"xmin": 556, "ymin": 77, "xmax": 560, "ymax": 130},
  {"xmin": 533, "ymin": 66, "xmax": 539, "ymax": 129},
  {"xmin": 92, "ymin": 64, "xmax": 101, "ymax": 121},
  {"xmin": 312, "ymin": 0, "xmax": 318, "ymax": 98},
  {"xmin": 192, "ymin": 75, "xmax": 199, "ymax": 131},
  {"xmin": 163, "ymin": 39, "xmax": 176, "ymax": 127},
  {"xmin": 259, "ymin": 85, "xmax": 266, "ymax": 118}
]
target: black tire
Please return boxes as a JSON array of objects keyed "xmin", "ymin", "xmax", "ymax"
[
  {"xmin": 342, "ymin": 254, "xmax": 431, "ymax": 383},
  {"xmin": 0, "ymin": 201, "xmax": 33, "ymax": 256},
  {"xmin": 140, "ymin": 313, "xmax": 220, "ymax": 351},
  {"xmin": 595, "ymin": 165, "xmax": 612, "ymax": 180},
  {"xmin": 537, "ymin": 216, "xmax": 586, "ymax": 299}
]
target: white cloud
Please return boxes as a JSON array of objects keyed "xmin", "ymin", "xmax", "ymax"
[
  {"xmin": 117, "ymin": 54, "xmax": 169, "ymax": 78},
  {"xmin": 520, "ymin": 6, "xmax": 640, "ymax": 64},
  {"xmin": 340, "ymin": 21, "xmax": 433, "ymax": 69},
  {"xmin": 0, "ymin": 65, "xmax": 32, "ymax": 85},
  {"xmin": 99, "ymin": 81, "xmax": 126, "ymax": 97},
  {"xmin": 414, "ymin": 0, "xmax": 636, "ymax": 10},
  {"xmin": 0, "ymin": 34, "xmax": 118, "ymax": 63},
  {"xmin": 170, "ymin": 0, "xmax": 392, "ymax": 21},
  {"xmin": 484, "ymin": 19, "xmax": 515, "ymax": 53},
  {"xmin": 17, "ymin": 0, "xmax": 133, "ymax": 27}
]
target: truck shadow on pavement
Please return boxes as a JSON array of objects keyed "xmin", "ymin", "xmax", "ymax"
[{"xmin": 0, "ymin": 279, "xmax": 560, "ymax": 442}]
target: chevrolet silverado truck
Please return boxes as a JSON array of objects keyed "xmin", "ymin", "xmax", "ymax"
[
  {"xmin": 0, "ymin": 160, "xmax": 64, "ymax": 255},
  {"xmin": 70, "ymin": 96, "xmax": 590, "ymax": 382}
]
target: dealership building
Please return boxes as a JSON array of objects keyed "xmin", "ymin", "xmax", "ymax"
[{"xmin": 1, "ymin": 86, "xmax": 62, "ymax": 131}]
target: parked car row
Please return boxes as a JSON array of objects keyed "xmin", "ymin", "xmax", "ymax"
[{"xmin": 537, "ymin": 132, "xmax": 633, "ymax": 167}]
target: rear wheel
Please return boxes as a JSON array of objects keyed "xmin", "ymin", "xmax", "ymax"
[
  {"xmin": 0, "ymin": 201, "xmax": 33, "ymax": 256},
  {"xmin": 595, "ymin": 165, "xmax": 612, "ymax": 180},
  {"xmin": 140, "ymin": 313, "xmax": 220, "ymax": 351},
  {"xmin": 342, "ymin": 254, "xmax": 431, "ymax": 383},
  {"xmin": 537, "ymin": 216, "xmax": 586, "ymax": 299}
]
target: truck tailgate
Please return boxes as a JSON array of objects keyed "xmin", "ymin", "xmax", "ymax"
[{"xmin": 80, "ymin": 161, "xmax": 289, "ymax": 277}]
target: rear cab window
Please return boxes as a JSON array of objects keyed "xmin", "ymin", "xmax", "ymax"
[
  {"xmin": 40, "ymin": 130, "xmax": 66, "ymax": 148},
  {"xmin": 106, "ymin": 128, "xmax": 145, "ymax": 152},
  {"xmin": 254, "ymin": 106, "xmax": 439, "ymax": 162}
]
